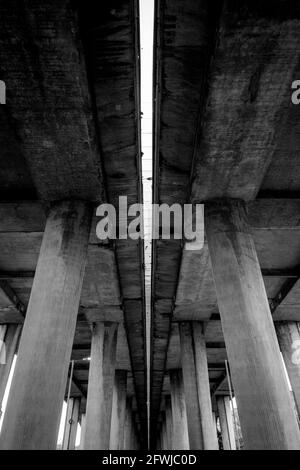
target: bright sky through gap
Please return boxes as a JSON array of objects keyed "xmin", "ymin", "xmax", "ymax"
[
  {"xmin": 0, "ymin": 355, "xmax": 16, "ymax": 432},
  {"xmin": 139, "ymin": 0, "xmax": 154, "ymax": 446}
]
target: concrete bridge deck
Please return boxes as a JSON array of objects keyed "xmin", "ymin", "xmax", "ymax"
[{"xmin": 0, "ymin": 0, "xmax": 300, "ymax": 451}]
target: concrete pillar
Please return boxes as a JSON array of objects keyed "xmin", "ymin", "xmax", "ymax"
[
  {"xmin": 0, "ymin": 326, "xmax": 7, "ymax": 364},
  {"xmin": 79, "ymin": 413, "xmax": 86, "ymax": 450},
  {"xmin": 0, "ymin": 201, "xmax": 92, "ymax": 450},
  {"xmin": 161, "ymin": 417, "xmax": 167, "ymax": 450},
  {"xmin": 217, "ymin": 396, "xmax": 236, "ymax": 451},
  {"xmin": 0, "ymin": 325, "xmax": 21, "ymax": 412},
  {"xmin": 84, "ymin": 322, "xmax": 118, "ymax": 450},
  {"xmin": 194, "ymin": 322, "xmax": 219, "ymax": 449},
  {"xmin": 156, "ymin": 423, "xmax": 162, "ymax": 450},
  {"xmin": 110, "ymin": 370, "xmax": 127, "ymax": 450},
  {"xmin": 179, "ymin": 323, "xmax": 203, "ymax": 449},
  {"xmin": 165, "ymin": 396, "xmax": 173, "ymax": 450},
  {"xmin": 62, "ymin": 398, "xmax": 81, "ymax": 450},
  {"xmin": 276, "ymin": 322, "xmax": 300, "ymax": 416},
  {"xmin": 212, "ymin": 411, "xmax": 218, "ymax": 444},
  {"xmin": 169, "ymin": 370, "xmax": 189, "ymax": 450},
  {"xmin": 131, "ymin": 422, "xmax": 137, "ymax": 450},
  {"xmin": 131, "ymin": 414, "xmax": 140, "ymax": 450},
  {"xmin": 123, "ymin": 398, "xmax": 133, "ymax": 450},
  {"xmin": 206, "ymin": 200, "xmax": 300, "ymax": 450}
]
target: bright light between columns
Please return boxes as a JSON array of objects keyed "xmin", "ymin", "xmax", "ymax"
[
  {"xmin": 139, "ymin": 0, "xmax": 154, "ymax": 445},
  {"xmin": 0, "ymin": 355, "xmax": 16, "ymax": 432}
]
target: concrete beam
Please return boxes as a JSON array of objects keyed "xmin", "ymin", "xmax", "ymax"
[{"xmin": 0, "ymin": 1, "xmax": 104, "ymax": 202}]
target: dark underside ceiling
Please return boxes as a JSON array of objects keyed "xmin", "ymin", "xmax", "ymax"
[
  {"xmin": 0, "ymin": 0, "xmax": 147, "ymax": 445},
  {"xmin": 151, "ymin": 0, "xmax": 300, "ymax": 446}
]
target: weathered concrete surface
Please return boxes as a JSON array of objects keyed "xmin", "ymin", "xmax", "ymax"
[
  {"xmin": 193, "ymin": 322, "xmax": 219, "ymax": 450},
  {"xmin": 165, "ymin": 396, "xmax": 173, "ymax": 450},
  {"xmin": 0, "ymin": 0, "xmax": 147, "ymax": 441},
  {"xmin": 206, "ymin": 200, "xmax": 300, "ymax": 450},
  {"xmin": 150, "ymin": 0, "xmax": 220, "ymax": 442},
  {"xmin": 152, "ymin": 0, "xmax": 300, "ymax": 445},
  {"xmin": 179, "ymin": 323, "xmax": 203, "ymax": 449},
  {"xmin": 85, "ymin": 322, "xmax": 118, "ymax": 450},
  {"xmin": 0, "ymin": 0, "xmax": 104, "ymax": 203},
  {"xmin": 79, "ymin": 2, "xmax": 147, "ymax": 438},
  {"xmin": 169, "ymin": 370, "xmax": 189, "ymax": 450},
  {"xmin": 0, "ymin": 201, "xmax": 92, "ymax": 450},
  {"xmin": 191, "ymin": 1, "xmax": 300, "ymax": 202}
]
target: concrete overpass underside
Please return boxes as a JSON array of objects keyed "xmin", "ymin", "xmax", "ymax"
[
  {"xmin": 151, "ymin": 0, "xmax": 300, "ymax": 451},
  {"xmin": 0, "ymin": 0, "xmax": 300, "ymax": 451}
]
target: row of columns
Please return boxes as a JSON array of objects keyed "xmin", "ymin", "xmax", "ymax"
[
  {"xmin": 157, "ymin": 373, "xmax": 237, "ymax": 451},
  {"xmin": 83, "ymin": 322, "xmax": 139, "ymax": 450},
  {"xmin": 205, "ymin": 200, "xmax": 300, "ymax": 450},
  {"xmin": 158, "ymin": 200, "xmax": 300, "ymax": 450},
  {"xmin": 0, "ymin": 199, "xmax": 300, "ymax": 449},
  {"xmin": 61, "ymin": 386, "xmax": 138, "ymax": 450},
  {"xmin": 157, "ymin": 200, "xmax": 300, "ymax": 450},
  {"xmin": 0, "ymin": 201, "xmax": 139, "ymax": 450}
]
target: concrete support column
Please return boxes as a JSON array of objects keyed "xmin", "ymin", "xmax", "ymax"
[
  {"xmin": 206, "ymin": 200, "xmax": 300, "ymax": 450},
  {"xmin": 212, "ymin": 411, "xmax": 218, "ymax": 447},
  {"xmin": 110, "ymin": 370, "xmax": 127, "ymax": 450},
  {"xmin": 179, "ymin": 323, "xmax": 203, "ymax": 449},
  {"xmin": 161, "ymin": 417, "xmax": 167, "ymax": 450},
  {"xmin": 0, "ymin": 326, "xmax": 7, "ymax": 364},
  {"xmin": 130, "ymin": 422, "xmax": 138, "ymax": 450},
  {"xmin": 169, "ymin": 370, "xmax": 189, "ymax": 450},
  {"xmin": 0, "ymin": 201, "xmax": 92, "ymax": 450},
  {"xmin": 179, "ymin": 322, "xmax": 218, "ymax": 449},
  {"xmin": 80, "ymin": 413, "xmax": 86, "ymax": 450},
  {"xmin": 123, "ymin": 398, "xmax": 133, "ymax": 450},
  {"xmin": 276, "ymin": 322, "xmax": 300, "ymax": 416},
  {"xmin": 0, "ymin": 325, "xmax": 21, "ymax": 412},
  {"xmin": 217, "ymin": 396, "xmax": 236, "ymax": 451},
  {"xmin": 193, "ymin": 322, "xmax": 219, "ymax": 449},
  {"xmin": 62, "ymin": 397, "xmax": 81, "ymax": 450},
  {"xmin": 165, "ymin": 396, "xmax": 173, "ymax": 450},
  {"xmin": 84, "ymin": 322, "xmax": 118, "ymax": 450}
]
